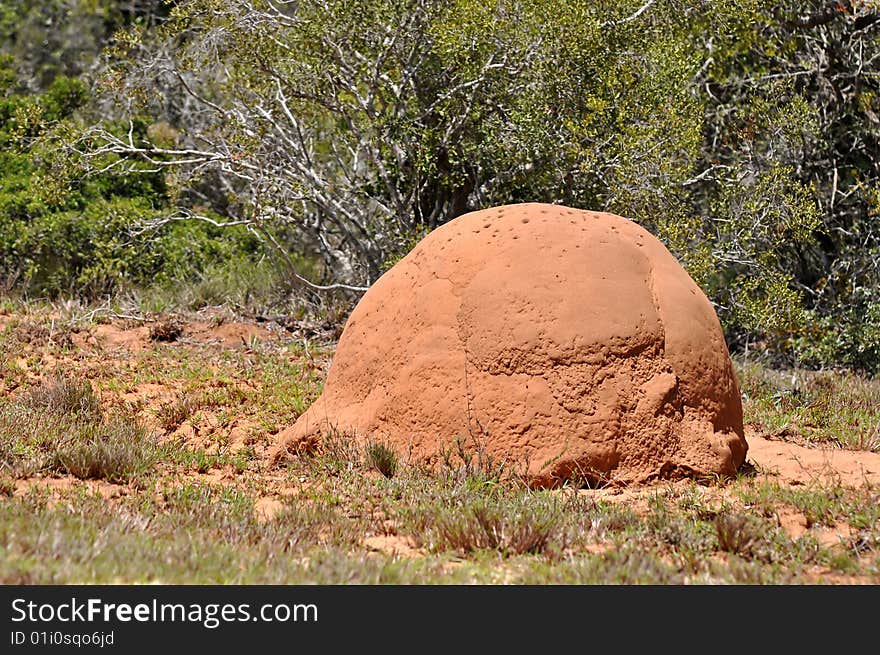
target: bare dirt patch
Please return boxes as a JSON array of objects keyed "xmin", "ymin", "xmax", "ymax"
[
  {"xmin": 254, "ymin": 497, "xmax": 285, "ymax": 523},
  {"xmin": 12, "ymin": 475, "xmax": 131, "ymax": 503},
  {"xmin": 186, "ymin": 321, "xmax": 273, "ymax": 347},
  {"xmin": 89, "ymin": 317, "xmax": 277, "ymax": 353},
  {"xmin": 746, "ymin": 427, "xmax": 880, "ymax": 487},
  {"xmin": 364, "ymin": 535, "xmax": 423, "ymax": 557},
  {"xmin": 93, "ymin": 323, "xmax": 153, "ymax": 352},
  {"xmin": 2, "ymin": 308, "xmax": 322, "ymax": 490}
]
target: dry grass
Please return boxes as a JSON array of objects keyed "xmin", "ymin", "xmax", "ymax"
[
  {"xmin": 48, "ymin": 414, "xmax": 159, "ymax": 483},
  {"xmin": 156, "ymin": 394, "xmax": 203, "ymax": 432},
  {"xmin": 149, "ymin": 316, "xmax": 184, "ymax": 342},
  {"xmin": 0, "ymin": 304, "xmax": 878, "ymax": 583},
  {"xmin": 0, "ymin": 377, "xmax": 159, "ymax": 483},
  {"xmin": 736, "ymin": 358, "xmax": 880, "ymax": 452},
  {"xmin": 715, "ymin": 513, "xmax": 761, "ymax": 557},
  {"xmin": 24, "ymin": 376, "xmax": 102, "ymax": 419},
  {"xmin": 426, "ymin": 499, "xmax": 560, "ymax": 556}
]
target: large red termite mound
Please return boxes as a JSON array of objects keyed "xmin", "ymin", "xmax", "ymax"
[{"xmin": 272, "ymin": 203, "xmax": 747, "ymax": 487}]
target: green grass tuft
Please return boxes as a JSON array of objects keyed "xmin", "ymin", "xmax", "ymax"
[
  {"xmin": 736, "ymin": 358, "xmax": 880, "ymax": 452},
  {"xmin": 365, "ymin": 441, "xmax": 398, "ymax": 479},
  {"xmin": 48, "ymin": 414, "xmax": 159, "ymax": 483},
  {"xmin": 24, "ymin": 376, "xmax": 101, "ymax": 419},
  {"xmin": 0, "ymin": 376, "xmax": 158, "ymax": 483}
]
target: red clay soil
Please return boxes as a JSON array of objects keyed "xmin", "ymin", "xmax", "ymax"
[
  {"xmin": 745, "ymin": 427, "xmax": 880, "ymax": 487},
  {"xmin": 273, "ymin": 203, "xmax": 748, "ymax": 487}
]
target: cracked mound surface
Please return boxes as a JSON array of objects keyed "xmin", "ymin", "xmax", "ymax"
[{"xmin": 273, "ymin": 203, "xmax": 747, "ymax": 487}]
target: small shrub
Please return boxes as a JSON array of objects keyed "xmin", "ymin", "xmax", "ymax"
[
  {"xmin": 647, "ymin": 498, "xmax": 717, "ymax": 554},
  {"xmin": 852, "ymin": 422, "xmax": 880, "ymax": 453},
  {"xmin": 231, "ymin": 446, "xmax": 255, "ymax": 474},
  {"xmin": 172, "ymin": 448, "xmax": 222, "ymax": 474},
  {"xmin": 25, "ymin": 377, "xmax": 101, "ymax": 419},
  {"xmin": 0, "ymin": 406, "xmax": 45, "ymax": 477},
  {"xmin": 49, "ymin": 414, "xmax": 159, "ymax": 483},
  {"xmin": 9, "ymin": 320, "xmax": 49, "ymax": 345},
  {"xmin": 0, "ymin": 376, "xmax": 159, "ymax": 482},
  {"xmin": 156, "ymin": 395, "xmax": 200, "ymax": 432},
  {"xmin": 149, "ymin": 316, "xmax": 183, "ymax": 342},
  {"xmin": 715, "ymin": 513, "xmax": 760, "ymax": 557},
  {"xmin": 437, "ymin": 434, "xmax": 508, "ymax": 483},
  {"xmin": 292, "ymin": 428, "xmax": 362, "ymax": 475},
  {"xmin": 410, "ymin": 495, "xmax": 562, "ymax": 557}
]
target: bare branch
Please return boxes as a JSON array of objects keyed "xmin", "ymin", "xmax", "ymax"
[{"xmin": 603, "ymin": 0, "xmax": 657, "ymax": 27}]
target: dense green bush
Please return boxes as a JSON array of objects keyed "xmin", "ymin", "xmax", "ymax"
[
  {"xmin": 791, "ymin": 302, "xmax": 880, "ymax": 373},
  {"xmin": 0, "ymin": 56, "xmax": 267, "ymax": 300},
  {"xmin": 0, "ymin": 0, "xmax": 169, "ymax": 92},
  {"xmin": 3, "ymin": 1, "xmax": 880, "ymax": 374},
  {"xmin": 2, "ymin": 196, "xmax": 264, "ymax": 298},
  {"xmin": 87, "ymin": 0, "xmax": 857, "ymax": 352}
]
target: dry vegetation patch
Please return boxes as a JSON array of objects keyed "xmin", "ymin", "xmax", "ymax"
[{"xmin": 0, "ymin": 307, "xmax": 878, "ymax": 584}]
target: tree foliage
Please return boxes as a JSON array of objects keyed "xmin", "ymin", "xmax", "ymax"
[
  {"xmin": 0, "ymin": 42, "xmax": 261, "ymax": 299},
  {"xmin": 79, "ymin": 1, "xmax": 733, "ymax": 284},
  {"xmin": 688, "ymin": 0, "xmax": 880, "ymax": 367},
  {"xmin": 2, "ymin": 0, "xmax": 880, "ymax": 370},
  {"xmin": 0, "ymin": 0, "xmax": 169, "ymax": 92}
]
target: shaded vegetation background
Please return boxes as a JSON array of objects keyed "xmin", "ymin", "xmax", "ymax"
[{"xmin": 1, "ymin": 0, "xmax": 879, "ymax": 372}]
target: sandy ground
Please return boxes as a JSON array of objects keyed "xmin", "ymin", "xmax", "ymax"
[{"xmin": 745, "ymin": 428, "xmax": 880, "ymax": 487}]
